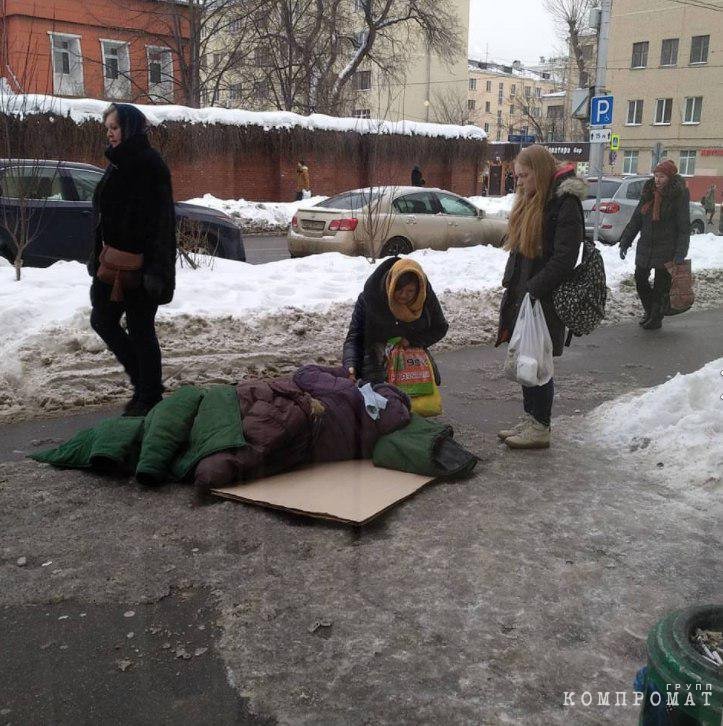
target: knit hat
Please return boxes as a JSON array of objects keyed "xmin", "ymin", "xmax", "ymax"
[{"xmin": 654, "ymin": 159, "xmax": 678, "ymax": 178}]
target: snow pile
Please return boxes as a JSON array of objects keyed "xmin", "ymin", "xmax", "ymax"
[
  {"xmin": 469, "ymin": 194, "xmax": 517, "ymax": 219},
  {"xmin": 1, "ymin": 92, "xmax": 487, "ymax": 140},
  {"xmin": 583, "ymin": 359, "xmax": 723, "ymax": 490},
  {"xmin": 183, "ymin": 194, "xmax": 328, "ymax": 232},
  {"xmin": 1, "ymin": 235, "xmax": 722, "ymax": 421}
]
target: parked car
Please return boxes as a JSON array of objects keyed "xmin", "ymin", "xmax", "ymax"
[
  {"xmin": 582, "ymin": 175, "xmax": 708, "ymax": 245},
  {"xmin": 288, "ymin": 186, "xmax": 508, "ymax": 258},
  {"xmin": 0, "ymin": 159, "xmax": 245, "ymax": 267}
]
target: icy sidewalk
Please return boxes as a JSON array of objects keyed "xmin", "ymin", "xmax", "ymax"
[{"xmin": 1, "ymin": 309, "xmax": 720, "ymax": 724}]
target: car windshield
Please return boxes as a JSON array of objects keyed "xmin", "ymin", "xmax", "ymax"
[
  {"xmin": 586, "ymin": 180, "xmax": 622, "ymax": 199},
  {"xmin": 314, "ymin": 190, "xmax": 382, "ymax": 210}
]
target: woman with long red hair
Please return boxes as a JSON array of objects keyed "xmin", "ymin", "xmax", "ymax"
[{"xmin": 495, "ymin": 145, "xmax": 586, "ymax": 449}]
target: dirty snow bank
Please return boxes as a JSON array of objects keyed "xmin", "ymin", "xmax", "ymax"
[
  {"xmin": 1, "ymin": 236, "xmax": 722, "ymax": 422},
  {"xmin": 183, "ymin": 194, "xmax": 328, "ymax": 233},
  {"xmin": 582, "ymin": 359, "xmax": 723, "ymax": 490}
]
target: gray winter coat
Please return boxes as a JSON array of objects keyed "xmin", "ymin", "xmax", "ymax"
[{"xmin": 618, "ymin": 175, "xmax": 690, "ymax": 269}]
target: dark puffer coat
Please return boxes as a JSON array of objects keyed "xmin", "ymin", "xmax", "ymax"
[
  {"xmin": 90, "ymin": 134, "xmax": 177, "ymax": 304},
  {"xmin": 495, "ymin": 168, "xmax": 585, "ymax": 358},
  {"xmin": 342, "ymin": 257, "xmax": 449, "ymax": 382},
  {"xmin": 193, "ymin": 366, "xmax": 411, "ymax": 491},
  {"xmin": 618, "ymin": 175, "xmax": 690, "ymax": 268}
]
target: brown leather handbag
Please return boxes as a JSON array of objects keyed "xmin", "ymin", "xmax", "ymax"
[{"xmin": 97, "ymin": 245, "xmax": 144, "ymax": 302}]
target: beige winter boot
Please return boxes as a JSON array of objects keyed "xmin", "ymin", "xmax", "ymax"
[
  {"xmin": 505, "ymin": 419, "xmax": 551, "ymax": 449},
  {"xmin": 497, "ymin": 414, "xmax": 534, "ymax": 441}
]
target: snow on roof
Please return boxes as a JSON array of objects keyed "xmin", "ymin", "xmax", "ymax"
[
  {"xmin": 0, "ymin": 91, "xmax": 487, "ymax": 141},
  {"xmin": 541, "ymin": 91, "xmax": 566, "ymax": 98},
  {"xmin": 468, "ymin": 60, "xmax": 548, "ymax": 82}
]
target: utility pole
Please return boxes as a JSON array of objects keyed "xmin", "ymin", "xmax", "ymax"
[{"xmin": 591, "ymin": 0, "xmax": 612, "ymax": 244}]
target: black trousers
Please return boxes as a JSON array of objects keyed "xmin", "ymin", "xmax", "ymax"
[
  {"xmin": 522, "ymin": 378, "xmax": 554, "ymax": 427},
  {"xmin": 90, "ymin": 280, "xmax": 163, "ymax": 404},
  {"xmin": 634, "ymin": 265, "xmax": 671, "ymax": 317}
]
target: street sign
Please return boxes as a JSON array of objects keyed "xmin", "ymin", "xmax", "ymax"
[
  {"xmin": 590, "ymin": 95, "xmax": 614, "ymax": 126},
  {"xmin": 507, "ymin": 134, "xmax": 536, "ymax": 143},
  {"xmin": 589, "ymin": 128, "xmax": 612, "ymax": 143},
  {"xmin": 541, "ymin": 142, "xmax": 590, "ymax": 162},
  {"xmin": 610, "ymin": 133, "xmax": 620, "ymax": 151}
]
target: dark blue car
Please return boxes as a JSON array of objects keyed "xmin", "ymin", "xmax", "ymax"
[{"xmin": 0, "ymin": 159, "xmax": 245, "ymax": 266}]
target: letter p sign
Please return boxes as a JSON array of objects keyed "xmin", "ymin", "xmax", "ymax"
[{"xmin": 590, "ymin": 95, "xmax": 614, "ymax": 126}]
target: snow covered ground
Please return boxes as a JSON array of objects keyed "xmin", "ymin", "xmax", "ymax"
[
  {"xmin": 582, "ymin": 358, "xmax": 722, "ymax": 493},
  {"xmin": 469, "ymin": 194, "xmax": 517, "ymax": 219},
  {"xmin": 1, "ymin": 234, "xmax": 722, "ymax": 421},
  {"xmin": 183, "ymin": 195, "xmax": 328, "ymax": 233}
]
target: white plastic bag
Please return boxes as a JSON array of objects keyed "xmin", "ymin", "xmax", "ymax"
[{"xmin": 503, "ymin": 293, "xmax": 554, "ymax": 387}]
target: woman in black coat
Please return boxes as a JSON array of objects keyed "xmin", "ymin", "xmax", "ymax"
[
  {"xmin": 89, "ymin": 103, "xmax": 177, "ymax": 417},
  {"xmin": 342, "ymin": 257, "xmax": 448, "ymax": 383},
  {"xmin": 495, "ymin": 144, "xmax": 585, "ymax": 450},
  {"xmin": 618, "ymin": 159, "xmax": 690, "ymax": 330}
]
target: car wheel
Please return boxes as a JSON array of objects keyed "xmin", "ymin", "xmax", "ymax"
[
  {"xmin": 380, "ymin": 236, "xmax": 413, "ymax": 257},
  {"xmin": 690, "ymin": 220, "xmax": 705, "ymax": 234}
]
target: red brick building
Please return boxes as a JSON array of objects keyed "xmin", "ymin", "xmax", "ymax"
[{"xmin": 0, "ymin": 0, "xmax": 190, "ymax": 103}]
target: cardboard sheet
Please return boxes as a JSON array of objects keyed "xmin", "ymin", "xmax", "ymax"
[{"xmin": 212, "ymin": 459, "xmax": 435, "ymax": 525}]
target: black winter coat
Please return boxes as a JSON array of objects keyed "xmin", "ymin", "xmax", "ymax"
[
  {"xmin": 90, "ymin": 134, "xmax": 177, "ymax": 304},
  {"xmin": 618, "ymin": 175, "xmax": 690, "ymax": 269},
  {"xmin": 496, "ymin": 170, "xmax": 585, "ymax": 358},
  {"xmin": 342, "ymin": 257, "xmax": 449, "ymax": 382}
]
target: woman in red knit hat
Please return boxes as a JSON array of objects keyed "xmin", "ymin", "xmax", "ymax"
[{"xmin": 618, "ymin": 159, "xmax": 690, "ymax": 329}]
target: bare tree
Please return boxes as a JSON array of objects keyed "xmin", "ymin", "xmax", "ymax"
[
  {"xmin": 544, "ymin": 0, "xmax": 594, "ymax": 89},
  {"xmin": 431, "ymin": 88, "xmax": 469, "ymax": 125}
]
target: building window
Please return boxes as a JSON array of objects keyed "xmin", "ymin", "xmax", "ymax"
[
  {"xmin": 252, "ymin": 80, "xmax": 269, "ymax": 101},
  {"xmin": 495, "ymin": 130, "xmax": 501, "ymax": 140},
  {"xmin": 623, "ymin": 150, "xmax": 639, "ymax": 174},
  {"xmin": 509, "ymin": 105, "xmax": 514, "ymax": 115},
  {"xmin": 485, "ymin": 80, "xmax": 491, "ymax": 92},
  {"xmin": 353, "ymin": 70, "xmax": 371, "ymax": 91},
  {"xmin": 546, "ymin": 105, "xmax": 563, "ymax": 119},
  {"xmin": 510, "ymin": 83, "xmax": 516, "ymax": 97},
  {"xmin": 230, "ymin": 17, "xmax": 244, "ymax": 33},
  {"xmin": 582, "ymin": 44, "xmax": 594, "ymax": 60},
  {"xmin": 468, "ymin": 99, "xmax": 476, "ymax": 110},
  {"xmin": 524, "ymin": 85, "xmax": 531, "ymax": 98},
  {"xmin": 483, "ymin": 122, "xmax": 489, "ymax": 132},
  {"xmin": 352, "ymin": 108, "xmax": 370, "ymax": 118},
  {"xmin": 469, "ymin": 77, "xmax": 477, "ymax": 91},
  {"xmin": 631, "ymin": 41, "xmax": 649, "ymax": 68},
  {"xmin": 683, "ymin": 96, "xmax": 702, "ymax": 124},
  {"xmin": 229, "ymin": 83, "xmax": 243, "ymax": 102},
  {"xmin": 485, "ymin": 101, "xmax": 490, "ymax": 112},
  {"xmin": 101, "ymin": 41, "xmax": 130, "ymax": 100},
  {"xmin": 535, "ymin": 87, "xmax": 541, "ymax": 98},
  {"xmin": 626, "ymin": 99, "xmax": 643, "ymax": 125},
  {"xmin": 679, "ymin": 150, "xmax": 696, "ymax": 176},
  {"xmin": 689, "ymin": 35, "xmax": 709, "ymax": 64},
  {"xmin": 49, "ymin": 33, "xmax": 84, "ymax": 96},
  {"xmin": 147, "ymin": 46, "xmax": 173, "ymax": 102},
  {"xmin": 353, "ymin": 30, "xmax": 367, "ymax": 49},
  {"xmin": 653, "ymin": 98, "xmax": 672, "ymax": 125},
  {"xmin": 530, "ymin": 107, "xmax": 540, "ymax": 118},
  {"xmin": 660, "ymin": 38, "xmax": 678, "ymax": 66}
]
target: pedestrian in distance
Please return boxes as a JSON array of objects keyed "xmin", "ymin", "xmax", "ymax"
[
  {"xmin": 702, "ymin": 184, "xmax": 716, "ymax": 224},
  {"xmin": 343, "ymin": 257, "xmax": 448, "ymax": 383},
  {"xmin": 296, "ymin": 160, "xmax": 311, "ymax": 201},
  {"xmin": 618, "ymin": 159, "xmax": 690, "ymax": 331},
  {"xmin": 495, "ymin": 144, "xmax": 586, "ymax": 450},
  {"xmin": 411, "ymin": 165, "xmax": 425, "ymax": 187},
  {"xmin": 88, "ymin": 103, "xmax": 177, "ymax": 417},
  {"xmin": 504, "ymin": 170, "xmax": 516, "ymax": 195}
]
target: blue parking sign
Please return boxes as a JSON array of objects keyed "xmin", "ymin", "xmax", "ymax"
[{"xmin": 590, "ymin": 95, "xmax": 614, "ymax": 126}]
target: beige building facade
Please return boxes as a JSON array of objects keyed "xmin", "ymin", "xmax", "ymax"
[
  {"xmin": 351, "ymin": 0, "xmax": 470, "ymax": 123},
  {"xmin": 607, "ymin": 0, "xmax": 722, "ymax": 201},
  {"xmin": 466, "ymin": 60, "xmax": 559, "ymax": 142}
]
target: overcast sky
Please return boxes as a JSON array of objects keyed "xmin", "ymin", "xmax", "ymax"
[{"xmin": 468, "ymin": 0, "xmax": 561, "ymax": 66}]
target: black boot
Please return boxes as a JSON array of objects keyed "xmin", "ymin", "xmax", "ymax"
[
  {"xmin": 638, "ymin": 307, "xmax": 651, "ymax": 326},
  {"xmin": 642, "ymin": 304, "xmax": 663, "ymax": 330}
]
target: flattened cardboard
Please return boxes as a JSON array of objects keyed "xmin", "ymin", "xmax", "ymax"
[{"xmin": 212, "ymin": 459, "xmax": 434, "ymax": 525}]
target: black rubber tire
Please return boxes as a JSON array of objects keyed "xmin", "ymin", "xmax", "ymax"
[
  {"xmin": 690, "ymin": 220, "xmax": 705, "ymax": 234},
  {"xmin": 380, "ymin": 236, "xmax": 413, "ymax": 257}
]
